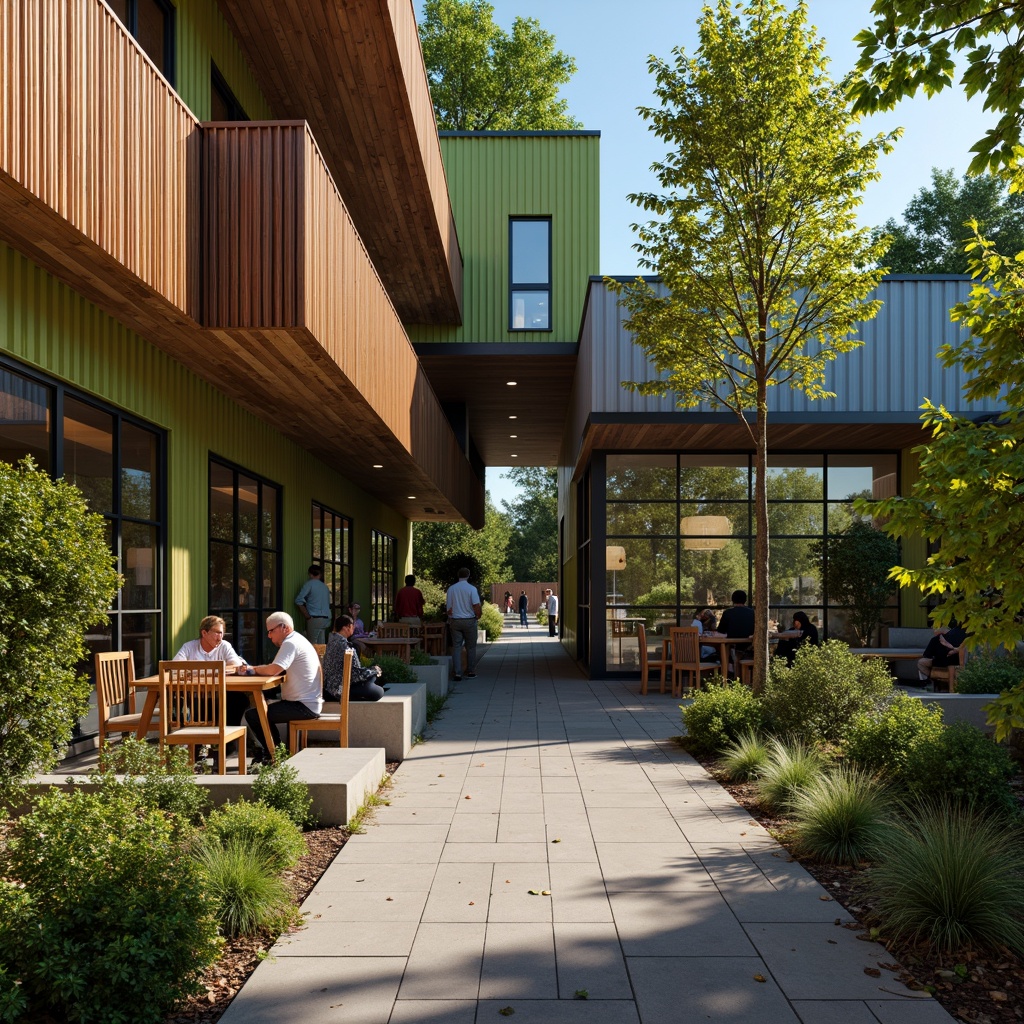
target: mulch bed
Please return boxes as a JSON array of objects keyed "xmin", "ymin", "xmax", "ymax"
[{"xmin": 693, "ymin": 752, "xmax": 1024, "ymax": 1024}]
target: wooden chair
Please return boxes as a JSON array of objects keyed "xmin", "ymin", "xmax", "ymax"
[
  {"xmin": 96, "ymin": 651, "xmax": 159, "ymax": 741},
  {"xmin": 669, "ymin": 626, "xmax": 719, "ymax": 698},
  {"xmin": 313, "ymin": 643, "xmax": 327, "ymax": 661},
  {"xmin": 611, "ymin": 618, "xmax": 632, "ymax": 661},
  {"xmin": 290, "ymin": 649, "xmax": 352, "ymax": 752},
  {"xmin": 930, "ymin": 645, "xmax": 966, "ymax": 693},
  {"xmin": 378, "ymin": 622, "xmax": 411, "ymax": 638},
  {"xmin": 638, "ymin": 623, "xmax": 668, "ymax": 695},
  {"xmin": 158, "ymin": 660, "xmax": 246, "ymax": 775},
  {"xmin": 423, "ymin": 622, "xmax": 447, "ymax": 657}
]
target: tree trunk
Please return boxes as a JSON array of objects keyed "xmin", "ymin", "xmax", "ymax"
[{"xmin": 752, "ymin": 392, "xmax": 770, "ymax": 692}]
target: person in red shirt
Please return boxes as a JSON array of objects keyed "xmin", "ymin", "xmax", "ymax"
[{"xmin": 394, "ymin": 574, "xmax": 425, "ymax": 625}]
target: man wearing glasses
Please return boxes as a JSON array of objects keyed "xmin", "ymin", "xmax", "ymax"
[{"xmin": 245, "ymin": 611, "xmax": 323, "ymax": 764}]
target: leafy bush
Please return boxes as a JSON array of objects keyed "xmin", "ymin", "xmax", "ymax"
[
  {"xmin": 864, "ymin": 801, "xmax": 1024, "ymax": 953},
  {"xmin": 900, "ymin": 722, "xmax": 1018, "ymax": 816},
  {"xmin": 956, "ymin": 649, "xmax": 1024, "ymax": 694},
  {"xmin": 756, "ymin": 737, "xmax": 826, "ymax": 814},
  {"xmin": 681, "ymin": 680, "xmax": 761, "ymax": 755},
  {"xmin": 0, "ymin": 785, "xmax": 220, "ymax": 1023},
  {"xmin": 251, "ymin": 748, "xmax": 316, "ymax": 827},
  {"xmin": 0, "ymin": 457, "xmax": 122, "ymax": 799},
  {"xmin": 479, "ymin": 602, "xmax": 504, "ymax": 641},
  {"xmin": 843, "ymin": 690, "xmax": 945, "ymax": 778},
  {"xmin": 409, "ymin": 647, "xmax": 435, "ymax": 666},
  {"xmin": 536, "ymin": 605, "xmax": 549, "ymax": 625},
  {"xmin": 789, "ymin": 765, "xmax": 891, "ymax": 865},
  {"xmin": 203, "ymin": 799, "xmax": 306, "ymax": 872},
  {"xmin": 196, "ymin": 842, "xmax": 296, "ymax": 938},
  {"xmin": 761, "ymin": 639, "xmax": 893, "ymax": 743},
  {"xmin": 715, "ymin": 730, "xmax": 770, "ymax": 782},
  {"xmin": 368, "ymin": 654, "xmax": 417, "ymax": 684},
  {"xmin": 0, "ymin": 884, "xmax": 30, "ymax": 1024},
  {"xmin": 417, "ymin": 576, "xmax": 448, "ymax": 620},
  {"xmin": 93, "ymin": 735, "xmax": 210, "ymax": 823}
]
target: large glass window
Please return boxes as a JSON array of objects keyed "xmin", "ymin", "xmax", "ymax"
[
  {"xmin": 209, "ymin": 458, "xmax": 281, "ymax": 665},
  {"xmin": 312, "ymin": 502, "xmax": 352, "ymax": 624},
  {"xmin": 509, "ymin": 217, "xmax": 551, "ymax": 331},
  {"xmin": 108, "ymin": 0, "xmax": 175, "ymax": 84},
  {"xmin": 0, "ymin": 358, "xmax": 165, "ymax": 737},
  {"xmin": 211, "ymin": 62, "xmax": 248, "ymax": 121},
  {"xmin": 371, "ymin": 530, "xmax": 396, "ymax": 628},
  {"xmin": 602, "ymin": 451, "xmax": 899, "ymax": 669}
]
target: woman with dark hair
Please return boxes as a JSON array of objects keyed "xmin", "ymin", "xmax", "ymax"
[
  {"xmin": 323, "ymin": 615, "xmax": 385, "ymax": 702},
  {"xmin": 775, "ymin": 611, "xmax": 820, "ymax": 667},
  {"xmin": 691, "ymin": 607, "xmax": 719, "ymax": 660}
]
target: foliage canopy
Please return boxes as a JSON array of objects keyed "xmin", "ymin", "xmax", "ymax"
[
  {"xmin": 419, "ymin": 0, "xmax": 580, "ymax": 131},
  {"xmin": 502, "ymin": 466, "xmax": 557, "ymax": 582}
]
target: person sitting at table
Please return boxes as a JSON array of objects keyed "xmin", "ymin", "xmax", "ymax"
[
  {"xmin": 245, "ymin": 612, "xmax": 322, "ymax": 763},
  {"xmin": 691, "ymin": 608, "xmax": 719, "ymax": 660},
  {"xmin": 918, "ymin": 618, "xmax": 967, "ymax": 682},
  {"xmin": 716, "ymin": 590, "xmax": 756, "ymax": 673},
  {"xmin": 346, "ymin": 602, "xmax": 369, "ymax": 653},
  {"xmin": 324, "ymin": 615, "xmax": 385, "ymax": 702},
  {"xmin": 774, "ymin": 611, "xmax": 820, "ymax": 667},
  {"xmin": 174, "ymin": 615, "xmax": 249, "ymax": 763}
]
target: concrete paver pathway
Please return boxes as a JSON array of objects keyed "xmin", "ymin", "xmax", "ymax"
[{"xmin": 221, "ymin": 627, "xmax": 953, "ymax": 1024}]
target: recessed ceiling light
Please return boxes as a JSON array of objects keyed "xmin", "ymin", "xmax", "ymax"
[
  {"xmin": 372, "ymin": 464, "xmax": 383, "ymax": 469},
  {"xmin": 407, "ymin": 495, "xmax": 416, "ymax": 499},
  {"xmin": 506, "ymin": 380, "xmax": 517, "ymax": 386},
  {"xmin": 510, "ymin": 434, "xmax": 518, "ymax": 438},
  {"xmin": 509, "ymin": 415, "xmax": 517, "ymax": 419},
  {"xmin": 511, "ymin": 454, "xmax": 518, "ymax": 458}
]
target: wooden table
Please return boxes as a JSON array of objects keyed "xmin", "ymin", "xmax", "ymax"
[
  {"xmin": 134, "ymin": 673, "xmax": 284, "ymax": 749},
  {"xmin": 698, "ymin": 631, "xmax": 803, "ymax": 679},
  {"xmin": 360, "ymin": 636, "xmax": 422, "ymax": 664}
]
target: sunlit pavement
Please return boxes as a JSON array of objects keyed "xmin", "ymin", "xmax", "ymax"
[{"xmin": 221, "ymin": 628, "xmax": 953, "ymax": 1024}]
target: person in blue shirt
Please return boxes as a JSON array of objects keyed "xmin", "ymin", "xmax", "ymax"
[{"xmin": 295, "ymin": 564, "xmax": 332, "ymax": 643}]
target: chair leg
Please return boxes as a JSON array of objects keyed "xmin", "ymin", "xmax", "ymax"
[{"xmin": 238, "ymin": 734, "xmax": 247, "ymax": 776}]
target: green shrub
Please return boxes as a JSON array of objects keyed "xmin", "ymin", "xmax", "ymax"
[
  {"xmin": 479, "ymin": 602, "xmax": 504, "ymax": 641},
  {"xmin": 789, "ymin": 765, "xmax": 891, "ymax": 865},
  {"xmin": 0, "ymin": 883, "xmax": 30, "ymax": 1024},
  {"xmin": 0, "ymin": 457, "xmax": 122, "ymax": 800},
  {"xmin": 955, "ymin": 649, "xmax": 1024, "ymax": 694},
  {"xmin": 370, "ymin": 654, "xmax": 417, "ymax": 684},
  {"xmin": 0, "ymin": 786, "xmax": 220, "ymax": 1024},
  {"xmin": 843, "ymin": 690, "xmax": 945, "ymax": 778},
  {"xmin": 715, "ymin": 730, "xmax": 770, "ymax": 782},
  {"xmin": 203, "ymin": 798, "xmax": 306, "ymax": 872},
  {"xmin": 900, "ymin": 722, "xmax": 1018, "ymax": 816},
  {"xmin": 196, "ymin": 842, "xmax": 296, "ymax": 938},
  {"xmin": 756, "ymin": 737, "xmax": 826, "ymax": 814},
  {"xmin": 864, "ymin": 801, "xmax": 1024, "ymax": 953},
  {"xmin": 761, "ymin": 639, "xmax": 893, "ymax": 743},
  {"xmin": 251, "ymin": 748, "xmax": 316, "ymax": 827},
  {"xmin": 537, "ymin": 605, "xmax": 549, "ymax": 625},
  {"xmin": 93, "ymin": 735, "xmax": 210, "ymax": 824},
  {"xmin": 409, "ymin": 647, "xmax": 435, "ymax": 666},
  {"xmin": 681, "ymin": 680, "xmax": 761, "ymax": 755},
  {"xmin": 417, "ymin": 577, "xmax": 449, "ymax": 620}
]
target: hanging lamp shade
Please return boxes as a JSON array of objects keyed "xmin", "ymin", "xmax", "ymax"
[
  {"xmin": 680, "ymin": 515, "xmax": 731, "ymax": 550},
  {"xmin": 606, "ymin": 545, "xmax": 626, "ymax": 570}
]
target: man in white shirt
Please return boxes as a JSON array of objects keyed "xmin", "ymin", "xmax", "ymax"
[
  {"xmin": 545, "ymin": 589, "xmax": 559, "ymax": 637},
  {"xmin": 446, "ymin": 567, "xmax": 481, "ymax": 681},
  {"xmin": 245, "ymin": 611, "xmax": 323, "ymax": 762}
]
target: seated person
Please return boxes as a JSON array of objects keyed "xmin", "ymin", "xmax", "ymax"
[
  {"xmin": 775, "ymin": 610, "xmax": 820, "ymax": 666},
  {"xmin": 324, "ymin": 615, "xmax": 385, "ymax": 702},
  {"xmin": 346, "ymin": 601, "xmax": 369, "ymax": 653},
  {"xmin": 918, "ymin": 619, "xmax": 967, "ymax": 682},
  {"xmin": 245, "ymin": 612, "xmax": 322, "ymax": 762},
  {"xmin": 716, "ymin": 590, "xmax": 756, "ymax": 672},
  {"xmin": 691, "ymin": 608, "xmax": 718, "ymax": 660}
]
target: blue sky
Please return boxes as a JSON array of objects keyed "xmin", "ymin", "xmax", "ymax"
[{"xmin": 430, "ymin": 1, "xmax": 995, "ymax": 508}]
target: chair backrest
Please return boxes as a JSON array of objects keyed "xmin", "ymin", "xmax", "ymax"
[
  {"xmin": 378, "ymin": 622, "xmax": 411, "ymax": 638},
  {"xmin": 669, "ymin": 626, "xmax": 701, "ymax": 667},
  {"xmin": 158, "ymin": 660, "xmax": 227, "ymax": 732},
  {"xmin": 338, "ymin": 648, "xmax": 352, "ymax": 746},
  {"xmin": 423, "ymin": 622, "xmax": 446, "ymax": 655},
  {"xmin": 636, "ymin": 623, "xmax": 649, "ymax": 673},
  {"xmin": 313, "ymin": 643, "xmax": 327, "ymax": 661},
  {"xmin": 95, "ymin": 651, "xmax": 135, "ymax": 717}
]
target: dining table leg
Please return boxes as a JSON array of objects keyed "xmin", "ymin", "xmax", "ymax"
[
  {"xmin": 134, "ymin": 688, "xmax": 160, "ymax": 739},
  {"xmin": 246, "ymin": 687, "xmax": 274, "ymax": 758}
]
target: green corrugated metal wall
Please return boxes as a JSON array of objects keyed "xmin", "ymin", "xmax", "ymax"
[
  {"xmin": 0, "ymin": 244, "xmax": 410, "ymax": 655},
  {"xmin": 176, "ymin": 0, "xmax": 273, "ymax": 121},
  {"xmin": 409, "ymin": 133, "xmax": 600, "ymax": 344}
]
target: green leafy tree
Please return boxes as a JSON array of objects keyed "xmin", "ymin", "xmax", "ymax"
[
  {"xmin": 850, "ymin": 1, "xmax": 1024, "ymax": 175},
  {"xmin": 414, "ymin": 493, "xmax": 511, "ymax": 587},
  {"xmin": 419, "ymin": 0, "xmax": 580, "ymax": 131},
  {"xmin": 875, "ymin": 168, "xmax": 1024, "ymax": 273},
  {"xmin": 818, "ymin": 520, "xmax": 899, "ymax": 646},
  {"xmin": 612, "ymin": 0, "xmax": 892, "ymax": 690},
  {"xmin": 0, "ymin": 457, "xmax": 121, "ymax": 798},
  {"xmin": 502, "ymin": 466, "xmax": 557, "ymax": 582}
]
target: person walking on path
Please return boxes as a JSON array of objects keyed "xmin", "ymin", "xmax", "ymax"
[
  {"xmin": 393, "ymin": 574, "xmax": 425, "ymax": 626},
  {"xmin": 446, "ymin": 567, "xmax": 481, "ymax": 681},
  {"xmin": 518, "ymin": 590, "xmax": 529, "ymax": 628},
  {"xmin": 295, "ymin": 564, "xmax": 332, "ymax": 643},
  {"xmin": 545, "ymin": 588, "xmax": 559, "ymax": 637}
]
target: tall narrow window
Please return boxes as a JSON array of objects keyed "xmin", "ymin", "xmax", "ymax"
[
  {"xmin": 209, "ymin": 458, "xmax": 281, "ymax": 665},
  {"xmin": 311, "ymin": 502, "xmax": 352, "ymax": 624},
  {"xmin": 370, "ymin": 530, "xmax": 396, "ymax": 628},
  {"xmin": 108, "ymin": 0, "xmax": 175, "ymax": 85},
  {"xmin": 509, "ymin": 217, "xmax": 551, "ymax": 331},
  {"xmin": 211, "ymin": 63, "xmax": 248, "ymax": 121}
]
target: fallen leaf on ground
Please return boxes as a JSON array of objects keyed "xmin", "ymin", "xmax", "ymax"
[
  {"xmin": 864, "ymin": 968, "xmax": 882, "ymax": 977},
  {"xmin": 753, "ymin": 974, "xmax": 766, "ymax": 983}
]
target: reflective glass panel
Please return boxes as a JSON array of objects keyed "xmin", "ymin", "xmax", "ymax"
[
  {"xmin": 121, "ymin": 421, "xmax": 156, "ymax": 519},
  {"xmin": 766, "ymin": 501, "xmax": 824, "ymax": 537},
  {"xmin": 63, "ymin": 397, "xmax": 114, "ymax": 513},
  {"xmin": 238, "ymin": 475, "xmax": 259, "ymax": 545},
  {"xmin": 680, "ymin": 539, "xmax": 750, "ymax": 609},
  {"xmin": 679, "ymin": 503, "xmax": 748, "ymax": 546},
  {"xmin": 827, "ymin": 454, "xmax": 897, "ymax": 501},
  {"xmin": 679, "ymin": 457, "xmax": 748, "ymax": 500},
  {"xmin": 511, "ymin": 219, "xmax": 550, "ymax": 283},
  {"xmin": 121, "ymin": 522, "xmax": 157, "ymax": 609},
  {"xmin": 607, "ymin": 501, "xmax": 677, "ymax": 536},
  {"xmin": 210, "ymin": 462, "xmax": 234, "ymax": 540},
  {"xmin": 0, "ymin": 366, "xmax": 51, "ymax": 470},
  {"xmin": 510, "ymin": 291, "xmax": 549, "ymax": 330},
  {"xmin": 766, "ymin": 458, "xmax": 823, "ymax": 499},
  {"xmin": 606, "ymin": 454, "xmax": 676, "ymax": 500},
  {"xmin": 262, "ymin": 484, "xmax": 278, "ymax": 547}
]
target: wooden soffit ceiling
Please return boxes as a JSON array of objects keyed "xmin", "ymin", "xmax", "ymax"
[{"xmin": 215, "ymin": 0, "xmax": 462, "ymax": 326}]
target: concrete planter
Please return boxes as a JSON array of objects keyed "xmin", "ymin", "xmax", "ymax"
[
  {"xmin": 909, "ymin": 692, "xmax": 996, "ymax": 733},
  {"xmin": 410, "ymin": 662, "xmax": 449, "ymax": 698}
]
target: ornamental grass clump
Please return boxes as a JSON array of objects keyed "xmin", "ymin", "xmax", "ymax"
[
  {"xmin": 864, "ymin": 800, "xmax": 1024, "ymax": 953},
  {"xmin": 756, "ymin": 737, "xmax": 826, "ymax": 814},
  {"xmin": 789, "ymin": 765, "xmax": 890, "ymax": 865},
  {"xmin": 715, "ymin": 730, "xmax": 770, "ymax": 782},
  {"xmin": 203, "ymin": 798, "xmax": 306, "ymax": 872}
]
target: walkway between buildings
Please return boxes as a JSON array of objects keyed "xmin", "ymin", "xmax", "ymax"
[{"xmin": 221, "ymin": 625, "xmax": 953, "ymax": 1024}]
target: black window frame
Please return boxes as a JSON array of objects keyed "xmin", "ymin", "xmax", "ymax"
[
  {"xmin": 311, "ymin": 500, "xmax": 352, "ymax": 626},
  {"xmin": 370, "ymin": 530, "xmax": 397, "ymax": 628},
  {"xmin": 210, "ymin": 61, "xmax": 249, "ymax": 121},
  {"xmin": 508, "ymin": 216, "xmax": 552, "ymax": 332},
  {"xmin": 110, "ymin": 0, "xmax": 176, "ymax": 87}
]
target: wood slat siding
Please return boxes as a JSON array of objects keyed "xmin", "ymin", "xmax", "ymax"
[{"xmin": 0, "ymin": 0, "xmax": 199, "ymax": 316}]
